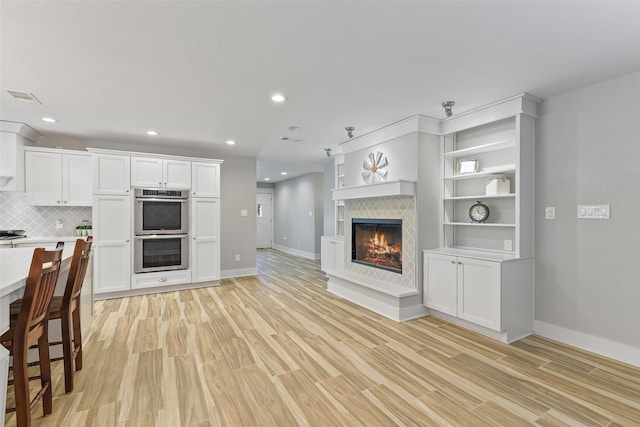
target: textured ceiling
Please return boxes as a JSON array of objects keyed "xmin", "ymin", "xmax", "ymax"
[{"xmin": 2, "ymin": 1, "xmax": 639, "ymax": 182}]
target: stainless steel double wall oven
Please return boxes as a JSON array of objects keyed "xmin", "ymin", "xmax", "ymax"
[{"xmin": 134, "ymin": 188, "xmax": 189, "ymax": 273}]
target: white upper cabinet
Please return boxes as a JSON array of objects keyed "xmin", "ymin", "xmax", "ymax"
[
  {"xmin": 191, "ymin": 162, "xmax": 220, "ymax": 197},
  {"xmin": 131, "ymin": 156, "xmax": 191, "ymax": 189},
  {"xmin": 93, "ymin": 153, "xmax": 131, "ymax": 195},
  {"xmin": 25, "ymin": 148, "xmax": 92, "ymax": 206}
]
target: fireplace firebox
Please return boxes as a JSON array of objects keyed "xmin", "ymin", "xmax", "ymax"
[{"xmin": 351, "ymin": 218, "xmax": 402, "ymax": 273}]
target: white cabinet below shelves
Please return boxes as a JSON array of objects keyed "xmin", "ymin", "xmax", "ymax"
[
  {"xmin": 25, "ymin": 148, "xmax": 92, "ymax": 206},
  {"xmin": 423, "ymin": 249, "xmax": 533, "ymax": 343},
  {"xmin": 191, "ymin": 162, "xmax": 220, "ymax": 197},
  {"xmin": 131, "ymin": 156, "xmax": 191, "ymax": 189},
  {"xmin": 321, "ymin": 236, "xmax": 344, "ymax": 273}
]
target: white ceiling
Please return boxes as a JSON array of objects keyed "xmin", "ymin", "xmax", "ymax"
[{"xmin": 2, "ymin": 1, "xmax": 639, "ymax": 183}]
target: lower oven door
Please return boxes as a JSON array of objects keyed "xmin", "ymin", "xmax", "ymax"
[{"xmin": 134, "ymin": 234, "xmax": 189, "ymax": 273}]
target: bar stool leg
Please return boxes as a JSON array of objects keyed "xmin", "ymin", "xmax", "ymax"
[
  {"xmin": 37, "ymin": 333, "xmax": 53, "ymax": 416},
  {"xmin": 61, "ymin": 310, "xmax": 74, "ymax": 393},
  {"xmin": 72, "ymin": 305, "xmax": 83, "ymax": 371},
  {"xmin": 13, "ymin": 344, "xmax": 31, "ymax": 427}
]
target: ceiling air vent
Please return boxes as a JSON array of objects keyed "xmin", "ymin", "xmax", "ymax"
[{"xmin": 6, "ymin": 90, "xmax": 42, "ymax": 104}]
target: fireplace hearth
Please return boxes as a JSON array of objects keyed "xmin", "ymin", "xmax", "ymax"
[{"xmin": 351, "ymin": 218, "xmax": 402, "ymax": 273}]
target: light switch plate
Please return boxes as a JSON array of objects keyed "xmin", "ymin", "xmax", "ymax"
[
  {"xmin": 545, "ymin": 207, "xmax": 556, "ymax": 220},
  {"xmin": 577, "ymin": 204, "xmax": 610, "ymax": 219},
  {"xmin": 240, "ymin": 210, "xmax": 248, "ymax": 217}
]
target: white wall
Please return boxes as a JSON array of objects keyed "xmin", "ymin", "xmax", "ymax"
[
  {"xmin": 535, "ymin": 71, "xmax": 640, "ymax": 363},
  {"xmin": 274, "ymin": 172, "xmax": 324, "ymax": 259}
]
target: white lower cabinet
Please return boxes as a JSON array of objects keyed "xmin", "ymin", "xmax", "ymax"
[
  {"xmin": 321, "ymin": 236, "xmax": 344, "ymax": 273},
  {"xmin": 93, "ymin": 195, "xmax": 131, "ymax": 294},
  {"xmin": 191, "ymin": 197, "xmax": 220, "ymax": 282},
  {"xmin": 132, "ymin": 269, "xmax": 192, "ymax": 290},
  {"xmin": 423, "ymin": 249, "xmax": 533, "ymax": 343}
]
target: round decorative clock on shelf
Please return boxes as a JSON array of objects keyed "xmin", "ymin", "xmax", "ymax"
[
  {"xmin": 361, "ymin": 151, "xmax": 389, "ymax": 184},
  {"xmin": 469, "ymin": 201, "xmax": 490, "ymax": 223}
]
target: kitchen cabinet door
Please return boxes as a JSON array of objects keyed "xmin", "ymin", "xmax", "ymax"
[
  {"xmin": 25, "ymin": 150, "xmax": 62, "ymax": 205},
  {"xmin": 93, "ymin": 154, "xmax": 131, "ymax": 195},
  {"xmin": 321, "ymin": 237, "xmax": 344, "ymax": 273},
  {"xmin": 93, "ymin": 195, "xmax": 131, "ymax": 293},
  {"xmin": 131, "ymin": 157, "xmax": 191, "ymax": 189},
  {"xmin": 62, "ymin": 153, "xmax": 92, "ymax": 206},
  {"xmin": 191, "ymin": 197, "xmax": 220, "ymax": 282},
  {"xmin": 423, "ymin": 252, "xmax": 458, "ymax": 316},
  {"xmin": 131, "ymin": 156, "xmax": 163, "ymax": 187},
  {"xmin": 191, "ymin": 162, "xmax": 220, "ymax": 197},
  {"xmin": 457, "ymin": 258, "xmax": 501, "ymax": 331}
]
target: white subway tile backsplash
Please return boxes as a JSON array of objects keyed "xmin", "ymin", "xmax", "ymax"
[{"xmin": 0, "ymin": 192, "xmax": 91, "ymax": 237}]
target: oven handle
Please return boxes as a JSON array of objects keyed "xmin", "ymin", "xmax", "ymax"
[
  {"xmin": 134, "ymin": 234, "xmax": 189, "ymax": 240},
  {"xmin": 135, "ymin": 198, "xmax": 188, "ymax": 203}
]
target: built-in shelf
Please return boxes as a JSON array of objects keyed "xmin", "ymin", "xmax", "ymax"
[
  {"xmin": 444, "ymin": 194, "xmax": 515, "ymax": 201},
  {"xmin": 444, "ymin": 222, "xmax": 516, "ymax": 227},
  {"xmin": 332, "ymin": 180, "xmax": 416, "ymax": 201},
  {"xmin": 443, "ymin": 140, "xmax": 514, "ymax": 158},
  {"xmin": 444, "ymin": 164, "xmax": 516, "ymax": 181}
]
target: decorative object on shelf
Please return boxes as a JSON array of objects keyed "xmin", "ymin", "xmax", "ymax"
[
  {"xmin": 442, "ymin": 101, "xmax": 455, "ymax": 117},
  {"xmin": 457, "ymin": 159, "xmax": 479, "ymax": 174},
  {"xmin": 486, "ymin": 177, "xmax": 510, "ymax": 195},
  {"xmin": 345, "ymin": 126, "xmax": 355, "ymax": 139},
  {"xmin": 361, "ymin": 151, "xmax": 389, "ymax": 184},
  {"xmin": 325, "ymin": 148, "xmax": 332, "ymax": 157},
  {"xmin": 469, "ymin": 201, "xmax": 490, "ymax": 223}
]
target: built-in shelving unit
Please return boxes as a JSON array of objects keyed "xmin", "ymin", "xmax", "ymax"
[{"xmin": 335, "ymin": 158, "xmax": 345, "ymax": 236}]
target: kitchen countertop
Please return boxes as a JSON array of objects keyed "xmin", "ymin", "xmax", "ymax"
[
  {"xmin": 0, "ymin": 235, "xmax": 88, "ymax": 247},
  {"xmin": 0, "ymin": 245, "xmax": 75, "ymax": 299}
]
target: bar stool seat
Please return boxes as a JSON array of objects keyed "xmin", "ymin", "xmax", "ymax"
[
  {"xmin": 8, "ymin": 237, "xmax": 93, "ymax": 394},
  {"xmin": 1, "ymin": 247, "xmax": 64, "ymax": 427}
]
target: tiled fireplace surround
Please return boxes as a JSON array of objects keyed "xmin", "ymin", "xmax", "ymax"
[{"xmin": 345, "ymin": 196, "xmax": 416, "ymax": 290}]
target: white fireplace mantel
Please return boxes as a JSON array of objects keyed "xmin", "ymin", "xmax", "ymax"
[{"xmin": 332, "ymin": 180, "xmax": 416, "ymax": 201}]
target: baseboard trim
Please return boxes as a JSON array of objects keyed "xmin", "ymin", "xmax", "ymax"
[
  {"xmin": 220, "ymin": 267, "xmax": 258, "ymax": 279},
  {"xmin": 534, "ymin": 320, "xmax": 640, "ymax": 368},
  {"xmin": 272, "ymin": 244, "xmax": 320, "ymax": 260}
]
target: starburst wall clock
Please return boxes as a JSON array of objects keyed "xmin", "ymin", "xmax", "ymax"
[{"xmin": 361, "ymin": 151, "xmax": 389, "ymax": 184}]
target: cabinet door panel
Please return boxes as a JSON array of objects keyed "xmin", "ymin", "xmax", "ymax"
[
  {"xmin": 93, "ymin": 154, "xmax": 131, "ymax": 195},
  {"xmin": 458, "ymin": 258, "xmax": 501, "ymax": 331},
  {"xmin": 164, "ymin": 160, "xmax": 191, "ymax": 188},
  {"xmin": 62, "ymin": 154, "xmax": 92, "ymax": 206},
  {"xmin": 191, "ymin": 198, "xmax": 220, "ymax": 282},
  {"xmin": 25, "ymin": 151, "xmax": 62, "ymax": 205},
  {"xmin": 191, "ymin": 162, "xmax": 220, "ymax": 197},
  {"xmin": 94, "ymin": 243, "xmax": 131, "ymax": 293},
  {"xmin": 424, "ymin": 253, "xmax": 457, "ymax": 316},
  {"xmin": 131, "ymin": 157, "xmax": 163, "ymax": 187}
]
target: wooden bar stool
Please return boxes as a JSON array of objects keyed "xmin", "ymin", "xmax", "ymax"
[
  {"xmin": 9, "ymin": 237, "xmax": 93, "ymax": 393},
  {"xmin": 1, "ymin": 247, "xmax": 64, "ymax": 427}
]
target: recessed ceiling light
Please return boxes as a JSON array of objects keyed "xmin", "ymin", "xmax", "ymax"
[
  {"xmin": 271, "ymin": 94, "xmax": 286, "ymax": 103},
  {"xmin": 264, "ymin": 178, "xmax": 271, "ymax": 181},
  {"xmin": 226, "ymin": 140, "xmax": 236, "ymax": 145},
  {"xmin": 288, "ymin": 126, "xmax": 301, "ymax": 132},
  {"xmin": 281, "ymin": 172, "xmax": 288, "ymax": 176},
  {"xmin": 146, "ymin": 130, "xmax": 159, "ymax": 136},
  {"xmin": 41, "ymin": 117, "xmax": 57, "ymax": 123}
]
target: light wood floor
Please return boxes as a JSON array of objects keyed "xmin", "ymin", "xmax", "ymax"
[{"xmin": 6, "ymin": 248, "xmax": 640, "ymax": 426}]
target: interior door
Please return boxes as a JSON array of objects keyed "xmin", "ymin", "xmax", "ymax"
[{"xmin": 256, "ymin": 192, "xmax": 273, "ymax": 248}]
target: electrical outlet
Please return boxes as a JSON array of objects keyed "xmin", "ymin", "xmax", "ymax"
[
  {"xmin": 545, "ymin": 207, "xmax": 556, "ymax": 220},
  {"xmin": 235, "ymin": 254, "xmax": 240, "ymax": 262},
  {"xmin": 504, "ymin": 240, "xmax": 513, "ymax": 251},
  {"xmin": 55, "ymin": 219, "xmax": 64, "ymax": 229}
]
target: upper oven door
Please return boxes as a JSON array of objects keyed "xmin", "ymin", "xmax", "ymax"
[{"xmin": 135, "ymin": 198, "xmax": 189, "ymax": 235}]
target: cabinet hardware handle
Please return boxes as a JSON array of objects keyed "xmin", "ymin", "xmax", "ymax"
[
  {"xmin": 458, "ymin": 262, "xmax": 462, "ymax": 264},
  {"xmin": 57, "ymin": 200, "xmax": 61, "ymax": 204},
  {"xmin": 451, "ymin": 261, "xmax": 456, "ymax": 264},
  {"xmin": 126, "ymin": 189, "xmax": 130, "ymax": 193},
  {"xmin": 164, "ymin": 182, "xmax": 167, "ymax": 186},
  {"xmin": 159, "ymin": 278, "xmax": 167, "ymax": 282}
]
